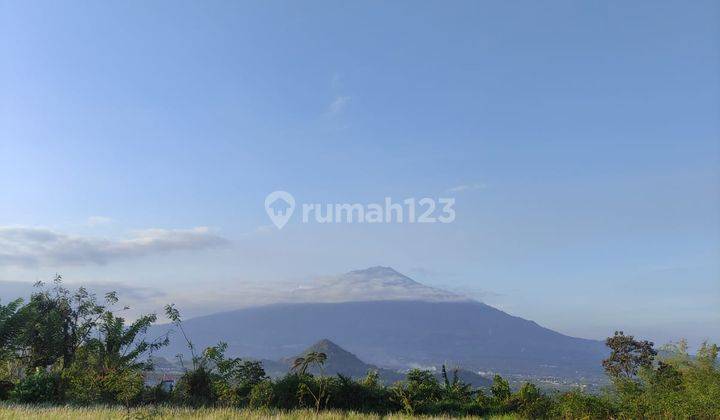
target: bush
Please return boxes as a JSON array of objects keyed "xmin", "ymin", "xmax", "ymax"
[
  {"xmin": 271, "ymin": 373, "xmax": 304, "ymax": 410},
  {"xmin": 173, "ymin": 366, "xmax": 216, "ymax": 407},
  {"xmin": 10, "ymin": 369, "xmax": 61, "ymax": 403},
  {"xmin": 140, "ymin": 383, "xmax": 173, "ymax": 405},
  {"xmin": 554, "ymin": 388, "xmax": 617, "ymax": 419},
  {"xmin": 0, "ymin": 380, "xmax": 15, "ymax": 401},
  {"xmin": 248, "ymin": 380, "xmax": 275, "ymax": 409},
  {"xmin": 325, "ymin": 372, "xmax": 394, "ymax": 413}
]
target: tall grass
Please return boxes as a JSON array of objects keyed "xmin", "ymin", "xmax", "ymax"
[{"xmin": 0, "ymin": 404, "xmax": 517, "ymax": 419}]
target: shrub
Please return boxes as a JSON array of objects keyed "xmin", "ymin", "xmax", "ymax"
[
  {"xmin": 173, "ymin": 366, "xmax": 216, "ymax": 407},
  {"xmin": 552, "ymin": 389, "xmax": 617, "ymax": 419},
  {"xmin": 248, "ymin": 380, "xmax": 275, "ymax": 409},
  {"xmin": 140, "ymin": 383, "xmax": 173, "ymax": 405},
  {"xmin": 0, "ymin": 380, "xmax": 14, "ymax": 400},
  {"xmin": 10, "ymin": 368, "xmax": 61, "ymax": 403},
  {"xmin": 325, "ymin": 372, "xmax": 394, "ymax": 413},
  {"xmin": 272, "ymin": 373, "xmax": 304, "ymax": 410}
]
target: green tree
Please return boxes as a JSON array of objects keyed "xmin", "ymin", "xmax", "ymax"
[
  {"xmin": 392, "ymin": 369, "xmax": 442, "ymax": 414},
  {"xmin": 0, "ymin": 298, "xmax": 24, "ymax": 354},
  {"xmin": 602, "ymin": 331, "xmax": 657, "ymax": 380},
  {"xmin": 293, "ymin": 352, "xmax": 329, "ymax": 412},
  {"xmin": 63, "ymin": 308, "xmax": 167, "ymax": 404},
  {"xmin": 490, "ymin": 374, "xmax": 511, "ymax": 401},
  {"xmin": 18, "ymin": 276, "xmax": 109, "ymax": 370},
  {"xmin": 291, "ymin": 351, "xmax": 327, "ymax": 375},
  {"xmin": 440, "ymin": 365, "xmax": 474, "ymax": 403}
]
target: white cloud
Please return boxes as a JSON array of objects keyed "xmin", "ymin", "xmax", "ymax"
[
  {"xmin": 0, "ymin": 226, "xmax": 229, "ymax": 267},
  {"xmin": 327, "ymin": 95, "xmax": 351, "ymax": 115},
  {"xmin": 446, "ymin": 183, "xmax": 486, "ymax": 193}
]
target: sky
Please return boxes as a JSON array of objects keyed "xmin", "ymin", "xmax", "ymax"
[{"xmin": 0, "ymin": 0, "xmax": 719, "ymax": 347}]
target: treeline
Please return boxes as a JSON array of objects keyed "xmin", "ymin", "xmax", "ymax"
[{"xmin": 0, "ymin": 277, "xmax": 718, "ymax": 418}]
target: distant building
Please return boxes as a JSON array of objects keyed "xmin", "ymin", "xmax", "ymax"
[{"xmin": 143, "ymin": 372, "xmax": 177, "ymax": 391}]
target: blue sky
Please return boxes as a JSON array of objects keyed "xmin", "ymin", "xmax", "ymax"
[{"xmin": 1, "ymin": 1, "xmax": 718, "ymax": 346}]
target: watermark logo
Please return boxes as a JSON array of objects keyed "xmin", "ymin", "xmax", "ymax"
[
  {"xmin": 264, "ymin": 191, "xmax": 455, "ymax": 230},
  {"xmin": 264, "ymin": 190, "xmax": 295, "ymax": 230}
]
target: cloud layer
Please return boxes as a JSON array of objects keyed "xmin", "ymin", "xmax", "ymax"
[{"xmin": 0, "ymin": 226, "xmax": 229, "ymax": 267}]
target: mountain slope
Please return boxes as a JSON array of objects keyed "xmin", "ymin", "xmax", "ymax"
[{"xmin": 153, "ymin": 299, "xmax": 607, "ymax": 378}]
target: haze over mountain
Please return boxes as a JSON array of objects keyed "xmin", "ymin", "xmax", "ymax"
[
  {"xmin": 152, "ymin": 267, "xmax": 608, "ymax": 379},
  {"xmin": 287, "ymin": 266, "xmax": 469, "ymax": 304}
]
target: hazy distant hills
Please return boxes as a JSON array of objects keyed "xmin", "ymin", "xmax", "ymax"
[
  {"xmin": 152, "ymin": 267, "xmax": 607, "ymax": 378},
  {"xmin": 151, "ymin": 338, "xmax": 492, "ymax": 387},
  {"xmin": 271, "ymin": 339, "xmax": 491, "ymax": 387}
]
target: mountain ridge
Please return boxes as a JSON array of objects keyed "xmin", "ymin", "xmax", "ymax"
[{"xmin": 150, "ymin": 267, "xmax": 608, "ymax": 379}]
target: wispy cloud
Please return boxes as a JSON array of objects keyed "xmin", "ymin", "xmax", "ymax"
[
  {"xmin": 446, "ymin": 183, "xmax": 486, "ymax": 193},
  {"xmin": 0, "ymin": 226, "xmax": 229, "ymax": 267},
  {"xmin": 327, "ymin": 95, "xmax": 351, "ymax": 115}
]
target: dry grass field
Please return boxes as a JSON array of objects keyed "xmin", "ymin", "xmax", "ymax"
[{"xmin": 0, "ymin": 405, "xmax": 519, "ymax": 420}]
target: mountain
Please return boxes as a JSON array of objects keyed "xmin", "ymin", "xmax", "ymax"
[
  {"xmin": 288, "ymin": 266, "xmax": 468, "ymax": 303},
  {"xmin": 151, "ymin": 267, "xmax": 608, "ymax": 379},
  {"xmin": 280, "ymin": 338, "xmax": 380, "ymax": 377},
  {"xmin": 271, "ymin": 338, "xmax": 404, "ymax": 383}
]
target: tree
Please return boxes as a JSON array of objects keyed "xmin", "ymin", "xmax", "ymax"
[
  {"xmin": 0, "ymin": 298, "xmax": 24, "ymax": 354},
  {"xmin": 18, "ymin": 276, "xmax": 109, "ymax": 370},
  {"xmin": 392, "ymin": 369, "xmax": 442, "ymax": 414},
  {"xmin": 440, "ymin": 365, "xmax": 473, "ymax": 403},
  {"xmin": 602, "ymin": 331, "xmax": 657, "ymax": 380},
  {"xmin": 292, "ymin": 351, "xmax": 329, "ymax": 412},
  {"xmin": 292, "ymin": 351, "xmax": 327, "ymax": 375},
  {"xmin": 164, "ymin": 303, "xmax": 198, "ymax": 367},
  {"xmin": 87, "ymin": 311, "xmax": 168, "ymax": 373},
  {"xmin": 490, "ymin": 374, "xmax": 511, "ymax": 401},
  {"xmin": 62, "ymin": 298, "xmax": 167, "ymax": 404},
  {"xmin": 164, "ymin": 304, "xmax": 217, "ymax": 406}
]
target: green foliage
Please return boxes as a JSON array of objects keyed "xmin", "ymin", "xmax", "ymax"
[
  {"xmin": 291, "ymin": 351, "xmax": 327, "ymax": 375},
  {"xmin": 602, "ymin": 330, "xmax": 657, "ymax": 380},
  {"xmin": 0, "ymin": 276, "xmax": 165, "ymax": 407},
  {"xmin": 10, "ymin": 368, "xmax": 61, "ymax": 403},
  {"xmin": 607, "ymin": 338, "xmax": 720, "ymax": 418},
  {"xmin": 325, "ymin": 372, "xmax": 394, "ymax": 413},
  {"xmin": 508, "ymin": 382, "xmax": 553, "ymax": 418},
  {"xmin": 18, "ymin": 276, "xmax": 109, "ymax": 370},
  {"xmin": 248, "ymin": 380, "xmax": 274, "ymax": 409},
  {"xmin": 0, "ymin": 278, "xmax": 718, "ymax": 419},
  {"xmin": 174, "ymin": 365, "xmax": 216, "ymax": 406},
  {"xmin": 164, "ymin": 304, "xmax": 269, "ymax": 408},
  {"xmin": 490, "ymin": 374, "xmax": 511, "ymax": 402},
  {"xmin": 140, "ymin": 383, "xmax": 173, "ymax": 405},
  {"xmin": 552, "ymin": 388, "xmax": 617, "ymax": 419},
  {"xmin": 271, "ymin": 373, "xmax": 305, "ymax": 410},
  {"xmin": 391, "ymin": 369, "xmax": 441, "ymax": 414},
  {"xmin": 0, "ymin": 299, "xmax": 24, "ymax": 356}
]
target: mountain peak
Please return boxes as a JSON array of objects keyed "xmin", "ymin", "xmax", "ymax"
[
  {"xmin": 284, "ymin": 339, "xmax": 376, "ymax": 377},
  {"xmin": 347, "ymin": 266, "xmax": 404, "ymax": 277},
  {"xmin": 342, "ymin": 266, "xmax": 420, "ymax": 287},
  {"xmin": 310, "ymin": 266, "xmax": 466, "ymax": 303},
  {"xmin": 306, "ymin": 338, "xmax": 345, "ymax": 353}
]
